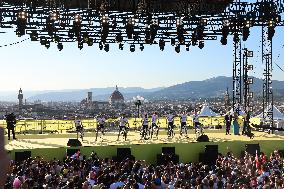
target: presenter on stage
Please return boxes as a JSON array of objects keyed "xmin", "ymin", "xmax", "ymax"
[{"xmin": 232, "ymin": 112, "xmax": 240, "ymax": 135}]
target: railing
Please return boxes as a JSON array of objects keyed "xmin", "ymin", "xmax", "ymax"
[{"xmin": 0, "ymin": 116, "xmax": 228, "ymax": 134}]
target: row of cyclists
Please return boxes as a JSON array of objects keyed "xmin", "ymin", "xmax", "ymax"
[{"xmin": 75, "ymin": 112, "xmax": 201, "ymax": 141}]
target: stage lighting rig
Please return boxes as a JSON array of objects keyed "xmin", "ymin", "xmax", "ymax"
[
  {"xmin": 99, "ymin": 42, "xmax": 103, "ymax": 50},
  {"xmin": 186, "ymin": 44, "xmax": 190, "ymax": 51},
  {"xmin": 78, "ymin": 41, "xmax": 83, "ymax": 50},
  {"xmin": 233, "ymin": 33, "xmax": 240, "ymax": 43},
  {"xmin": 40, "ymin": 36, "xmax": 46, "ymax": 46},
  {"xmin": 177, "ymin": 24, "xmax": 185, "ymax": 44},
  {"xmin": 150, "ymin": 20, "xmax": 159, "ymax": 43},
  {"xmin": 171, "ymin": 38, "xmax": 175, "ymax": 46},
  {"xmin": 45, "ymin": 40, "xmax": 50, "ymax": 49},
  {"xmin": 30, "ymin": 31, "xmax": 38, "ymax": 41}
]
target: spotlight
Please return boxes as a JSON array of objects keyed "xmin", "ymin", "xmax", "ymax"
[
  {"xmin": 74, "ymin": 14, "xmax": 81, "ymax": 23},
  {"xmin": 73, "ymin": 14, "xmax": 82, "ymax": 37},
  {"xmin": 242, "ymin": 21, "xmax": 251, "ymax": 41},
  {"xmin": 221, "ymin": 26, "xmax": 229, "ymax": 45},
  {"xmin": 130, "ymin": 44, "xmax": 135, "ymax": 52},
  {"xmin": 171, "ymin": 38, "xmax": 175, "ymax": 46},
  {"xmin": 16, "ymin": 11, "xmax": 27, "ymax": 36},
  {"xmin": 159, "ymin": 39, "xmax": 165, "ymax": 51},
  {"xmin": 45, "ymin": 40, "xmax": 50, "ymax": 49},
  {"xmin": 119, "ymin": 43, "xmax": 124, "ymax": 50},
  {"xmin": 78, "ymin": 41, "xmax": 83, "ymax": 50},
  {"xmin": 198, "ymin": 41, "xmax": 204, "ymax": 49},
  {"xmin": 140, "ymin": 44, "xmax": 144, "ymax": 51},
  {"xmin": 150, "ymin": 21, "xmax": 159, "ymax": 43},
  {"xmin": 99, "ymin": 42, "xmax": 103, "ymax": 50},
  {"xmin": 50, "ymin": 12, "xmax": 58, "ymax": 21},
  {"xmin": 186, "ymin": 43, "xmax": 190, "ymax": 51},
  {"xmin": 196, "ymin": 25, "xmax": 204, "ymax": 40},
  {"xmin": 104, "ymin": 44, "xmax": 109, "ymax": 52},
  {"xmin": 57, "ymin": 43, "xmax": 63, "ymax": 51},
  {"xmin": 175, "ymin": 45, "xmax": 180, "ymax": 53},
  {"xmin": 68, "ymin": 29, "xmax": 74, "ymax": 38}
]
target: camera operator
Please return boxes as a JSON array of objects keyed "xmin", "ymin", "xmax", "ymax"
[{"xmin": 5, "ymin": 112, "xmax": 17, "ymax": 140}]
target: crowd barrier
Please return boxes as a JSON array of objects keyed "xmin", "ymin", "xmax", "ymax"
[{"xmin": 0, "ymin": 116, "xmax": 245, "ymax": 134}]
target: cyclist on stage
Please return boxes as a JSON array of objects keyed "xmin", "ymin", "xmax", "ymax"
[
  {"xmin": 117, "ymin": 114, "xmax": 129, "ymax": 141},
  {"xmin": 141, "ymin": 113, "xmax": 149, "ymax": 140},
  {"xmin": 151, "ymin": 112, "xmax": 159, "ymax": 139},
  {"xmin": 74, "ymin": 116, "xmax": 84, "ymax": 140},
  {"xmin": 166, "ymin": 112, "xmax": 175, "ymax": 138},
  {"xmin": 95, "ymin": 114, "xmax": 106, "ymax": 141},
  {"xmin": 180, "ymin": 111, "xmax": 188, "ymax": 137}
]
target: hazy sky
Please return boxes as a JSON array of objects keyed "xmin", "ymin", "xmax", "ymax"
[{"xmin": 0, "ymin": 20, "xmax": 283, "ymax": 91}]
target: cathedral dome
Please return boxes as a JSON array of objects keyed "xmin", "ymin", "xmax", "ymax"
[{"xmin": 109, "ymin": 86, "xmax": 124, "ymax": 105}]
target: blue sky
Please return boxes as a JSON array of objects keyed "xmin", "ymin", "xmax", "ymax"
[{"xmin": 0, "ymin": 21, "xmax": 283, "ymax": 91}]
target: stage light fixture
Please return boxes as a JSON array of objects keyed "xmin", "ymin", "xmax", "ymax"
[
  {"xmin": 68, "ymin": 29, "xmax": 75, "ymax": 38},
  {"xmin": 242, "ymin": 22, "xmax": 250, "ymax": 41},
  {"xmin": 268, "ymin": 26, "xmax": 275, "ymax": 40},
  {"xmin": 175, "ymin": 45, "xmax": 180, "ymax": 53},
  {"xmin": 198, "ymin": 41, "xmax": 204, "ymax": 49},
  {"xmin": 171, "ymin": 38, "xmax": 175, "ymax": 46},
  {"xmin": 119, "ymin": 43, "xmax": 124, "ymax": 50},
  {"xmin": 50, "ymin": 12, "xmax": 58, "ymax": 21},
  {"xmin": 57, "ymin": 43, "xmax": 63, "ymax": 51},
  {"xmin": 140, "ymin": 44, "xmax": 144, "ymax": 51},
  {"xmin": 196, "ymin": 25, "xmax": 204, "ymax": 40},
  {"xmin": 150, "ymin": 22, "xmax": 159, "ymax": 43},
  {"xmin": 73, "ymin": 14, "xmax": 82, "ymax": 37},
  {"xmin": 104, "ymin": 44, "xmax": 109, "ymax": 52},
  {"xmin": 40, "ymin": 36, "xmax": 46, "ymax": 46},
  {"xmin": 45, "ymin": 40, "xmax": 50, "ymax": 49},
  {"xmin": 16, "ymin": 11, "xmax": 27, "ymax": 36},
  {"xmin": 116, "ymin": 33, "xmax": 123, "ymax": 43},
  {"xmin": 130, "ymin": 44, "xmax": 135, "ymax": 52},
  {"xmin": 101, "ymin": 15, "xmax": 109, "ymax": 42},
  {"xmin": 220, "ymin": 36, "xmax": 227, "ymax": 45},
  {"xmin": 159, "ymin": 39, "xmax": 165, "ymax": 51},
  {"xmin": 74, "ymin": 14, "xmax": 81, "ymax": 23},
  {"xmin": 201, "ymin": 18, "xmax": 208, "ymax": 26},
  {"xmin": 186, "ymin": 44, "xmax": 190, "ymax": 51},
  {"xmin": 99, "ymin": 42, "xmax": 103, "ymax": 50}
]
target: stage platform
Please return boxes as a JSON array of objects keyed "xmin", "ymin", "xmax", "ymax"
[{"xmin": 5, "ymin": 130, "xmax": 284, "ymax": 163}]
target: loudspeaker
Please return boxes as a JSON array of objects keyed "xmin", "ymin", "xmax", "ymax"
[
  {"xmin": 245, "ymin": 144, "xmax": 260, "ymax": 155},
  {"xmin": 205, "ymin": 145, "xmax": 218, "ymax": 154},
  {"xmin": 67, "ymin": 139, "xmax": 82, "ymax": 147},
  {"xmin": 15, "ymin": 151, "xmax": 31, "ymax": 162},
  {"xmin": 117, "ymin": 148, "xmax": 131, "ymax": 157},
  {"xmin": 162, "ymin": 147, "xmax": 175, "ymax": 155},
  {"xmin": 196, "ymin": 134, "xmax": 209, "ymax": 142},
  {"xmin": 66, "ymin": 149, "xmax": 80, "ymax": 157}
]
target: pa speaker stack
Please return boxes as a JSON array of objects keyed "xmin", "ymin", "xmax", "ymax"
[
  {"xmin": 15, "ymin": 151, "xmax": 31, "ymax": 162},
  {"xmin": 157, "ymin": 147, "xmax": 179, "ymax": 165},
  {"xmin": 245, "ymin": 144, "xmax": 260, "ymax": 156},
  {"xmin": 113, "ymin": 148, "xmax": 134, "ymax": 162},
  {"xmin": 199, "ymin": 145, "xmax": 218, "ymax": 165}
]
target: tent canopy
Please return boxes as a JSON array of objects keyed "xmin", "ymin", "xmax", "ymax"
[
  {"xmin": 199, "ymin": 103, "xmax": 219, "ymax": 117},
  {"xmin": 256, "ymin": 104, "xmax": 284, "ymax": 120}
]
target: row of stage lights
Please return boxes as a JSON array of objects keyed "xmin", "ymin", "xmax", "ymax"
[{"xmin": 14, "ymin": 10, "xmax": 278, "ymax": 51}]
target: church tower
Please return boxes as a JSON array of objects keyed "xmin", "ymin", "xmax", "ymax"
[{"xmin": 18, "ymin": 88, "xmax": 24, "ymax": 110}]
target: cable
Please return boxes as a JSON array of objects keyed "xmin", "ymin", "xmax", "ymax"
[{"xmin": 0, "ymin": 38, "xmax": 30, "ymax": 48}]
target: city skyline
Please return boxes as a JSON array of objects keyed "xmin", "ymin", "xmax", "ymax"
[{"xmin": 0, "ymin": 26, "xmax": 283, "ymax": 91}]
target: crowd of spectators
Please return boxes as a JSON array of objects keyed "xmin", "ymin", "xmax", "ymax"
[{"xmin": 2, "ymin": 148, "xmax": 284, "ymax": 189}]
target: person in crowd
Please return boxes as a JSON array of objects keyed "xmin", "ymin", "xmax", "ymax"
[
  {"xmin": 0, "ymin": 128, "xmax": 10, "ymax": 189},
  {"xmin": 5, "ymin": 112, "xmax": 17, "ymax": 140}
]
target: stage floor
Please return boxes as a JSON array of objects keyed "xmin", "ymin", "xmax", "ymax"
[{"xmin": 5, "ymin": 129, "xmax": 284, "ymax": 151}]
